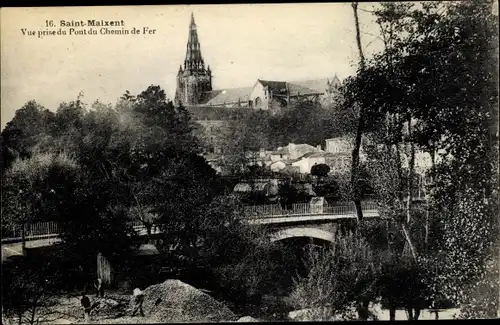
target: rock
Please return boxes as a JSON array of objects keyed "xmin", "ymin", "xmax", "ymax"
[
  {"xmin": 237, "ymin": 316, "xmax": 259, "ymax": 322},
  {"xmin": 141, "ymin": 279, "xmax": 237, "ymax": 323}
]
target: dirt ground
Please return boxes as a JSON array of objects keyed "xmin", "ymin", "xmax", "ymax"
[
  {"xmin": 3, "ymin": 286, "xmax": 462, "ymax": 324},
  {"xmin": 3, "ymin": 291, "xmax": 138, "ymax": 325},
  {"xmin": 3, "ymin": 281, "xmax": 240, "ymax": 325}
]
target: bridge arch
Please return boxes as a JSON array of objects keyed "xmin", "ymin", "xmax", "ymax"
[{"xmin": 270, "ymin": 227, "xmax": 335, "ymax": 243}]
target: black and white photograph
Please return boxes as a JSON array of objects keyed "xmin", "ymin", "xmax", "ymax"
[{"xmin": 1, "ymin": 2, "xmax": 499, "ymax": 323}]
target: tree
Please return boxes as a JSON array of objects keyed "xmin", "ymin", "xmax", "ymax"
[
  {"xmin": 2, "ymin": 253, "xmax": 72, "ymax": 325},
  {"xmin": 311, "ymin": 164, "xmax": 331, "ymax": 181},
  {"xmin": 1, "ymin": 101, "xmax": 55, "ymax": 172},
  {"xmin": 148, "ymin": 151, "xmax": 219, "ymax": 259},
  {"xmin": 344, "ymin": 0, "xmax": 499, "ymax": 317},
  {"xmin": 134, "ymin": 85, "xmax": 201, "ymax": 153},
  {"xmin": 218, "ymin": 109, "xmax": 271, "ymax": 175},
  {"xmin": 349, "ymin": 1, "xmax": 369, "ymax": 222},
  {"xmin": 120, "ymin": 90, "xmax": 136, "ymax": 102},
  {"xmin": 1, "ymin": 152, "xmax": 79, "ymax": 250}
]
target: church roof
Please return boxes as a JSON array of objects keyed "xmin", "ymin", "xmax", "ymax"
[
  {"xmin": 285, "ymin": 82, "xmax": 322, "ymax": 96},
  {"xmin": 289, "ymin": 76, "xmax": 342, "ymax": 93},
  {"xmin": 257, "ymin": 79, "xmax": 322, "ymax": 96},
  {"xmin": 258, "ymin": 80, "xmax": 288, "ymax": 93},
  {"xmin": 188, "ymin": 74, "xmax": 341, "ymax": 109},
  {"xmin": 200, "ymin": 87, "xmax": 253, "ymax": 106},
  {"xmin": 290, "ymin": 78, "xmax": 329, "ymax": 93}
]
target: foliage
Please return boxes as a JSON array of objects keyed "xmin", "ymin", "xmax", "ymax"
[
  {"xmin": 287, "ymin": 232, "xmax": 381, "ymax": 320},
  {"xmin": 213, "ymin": 236, "xmax": 301, "ymax": 314},
  {"xmin": 216, "ymin": 99, "xmax": 357, "ymax": 176},
  {"xmin": 1, "ymin": 85, "xmax": 236, "ymax": 282},
  {"xmin": 1, "ymin": 152, "xmax": 79, "ymax": 232},
  {"xmin": 343, "ymin": 0, "xmax": 499, "ymax": 317},
  {"xmin": 1, "ymin": 101, "xmax": 55, "ymax": 172},
  {"xmin": 310, "ymin": 163, "xmax": 330, "ymax": 178}
]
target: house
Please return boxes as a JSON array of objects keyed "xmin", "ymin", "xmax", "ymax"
[
  {"xmin": 277, "ymin": 143, "xmax": 323, "ymax": 160},
  {"xmin": 291, "ymin": 152, "xmax": 327, "ymax": 174},
  {"xmin": 290, "ymin": 150, "xmax": 354, "ymax": 175},
  {"xmin": 270, "ymin": 161, "xmax": 286, "ymax": 172},
  {"xmin": 325, "ymin": 136, "xmax": 354, "ymax": 154}
]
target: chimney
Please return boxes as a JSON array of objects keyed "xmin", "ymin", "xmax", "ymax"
[{"xmin": 316, "ymin": 144, "xmax": 321, "ymax": 151}]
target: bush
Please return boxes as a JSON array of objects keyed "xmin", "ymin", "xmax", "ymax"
[
  {"xmin": 311, "ymin": 164, "xmax": 330, "ymax": 178},
  {"xmin": 286, "ymin": 232, "xmax": 381, "ymax": 321}
]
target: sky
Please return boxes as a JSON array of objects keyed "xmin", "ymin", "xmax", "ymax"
[{"xmin": 1, "ymin": 3, "xmax": 384, "ymax": 129}]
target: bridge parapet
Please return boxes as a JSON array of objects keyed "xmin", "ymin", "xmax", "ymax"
[{"xmin": 243, "ymin": 202, "xmax": 379, "ymax": 218}]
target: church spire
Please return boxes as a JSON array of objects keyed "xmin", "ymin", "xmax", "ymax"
[
  {"xmin": 184, "ymin": 12, "xmax": 205, "ymax": 73},
  {"xmin": 175, "ymin": 12, "xmax": 212, "ymax": 106}
]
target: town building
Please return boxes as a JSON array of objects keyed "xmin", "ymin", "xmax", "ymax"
[
  {"xmin": 290, "ymin": 151, "xmax": 351, "ymax": 175},
  {"xmin": 173, "ymin": 13, "xmax": 346, "ymax": 172},
  {"xmin": 325, "ymin": 136, "xmax": 354, "ymax": 154}
]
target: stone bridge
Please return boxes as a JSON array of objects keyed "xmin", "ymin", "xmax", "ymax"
[
  {"xmin": 1, "ymin": 201, "xmax": 384, "ymax": 259},
  {"xmin": 243, "ymin": 201, "xmax": 381, "ymax": 244}
]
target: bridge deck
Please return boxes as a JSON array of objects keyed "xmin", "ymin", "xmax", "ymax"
[{"xmin": 2, "ymin": 204, "xmax": 381, "ymax": 249}]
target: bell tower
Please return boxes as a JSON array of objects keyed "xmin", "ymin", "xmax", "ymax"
[{"xmin": 175, "ymin": 13, "xmax": 212, "ymax": 106}]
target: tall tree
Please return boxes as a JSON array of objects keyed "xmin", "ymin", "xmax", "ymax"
[
  {"xmin": 1, "ymin": 101, "xmax": 55, "ymax": 172},
  {"xmin": 349, "ymin": 2, "xmax": 368, "ymax": 222},
  {"xmin": 1, "ymin": 152, "xmax": 79, "ymax": 250},
  {"xmin": 344, "ymin": 0, "xmax": 499, "ymax": 317}
]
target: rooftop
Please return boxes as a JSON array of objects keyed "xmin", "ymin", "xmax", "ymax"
[
  {"xmin": 258, "ymin": 80, "xmax": 288, "ymax": 93},
  {"xmin": 276, "ymin": 143, "xmax": 321, "ymax": 154},
  {"xmin": 200, "ymin": 87, "xmax": 254, "ymax": 106}
]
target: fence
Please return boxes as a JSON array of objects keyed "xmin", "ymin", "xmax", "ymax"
[
  {"xmin": 243, "ymin": 202, "xmax": 379, "ymax": 218},
  {"xmin": 2, "ymin": 221, "xmax": 60, "ymax": 240}
]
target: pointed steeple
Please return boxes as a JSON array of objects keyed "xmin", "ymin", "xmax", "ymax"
[
  {"xmin": 184, "ymin": 12, "xmax": 205, "ymax": 73},
  {"xmin": 175, "ymin": 12, "xmax": 212, "ymax": 106},
  {"xmin": 332, "ymin": 74, "xmax": 341, "ymax": 87}
]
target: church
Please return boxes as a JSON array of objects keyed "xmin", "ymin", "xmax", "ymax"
[{"xmin": 174, "ymin": 13, "xmax": 342, "ymax": 111}]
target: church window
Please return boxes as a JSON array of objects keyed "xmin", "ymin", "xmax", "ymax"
[{"xmin": 255, "ymin": 97, "xmax": 262, "ymax": 107}]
